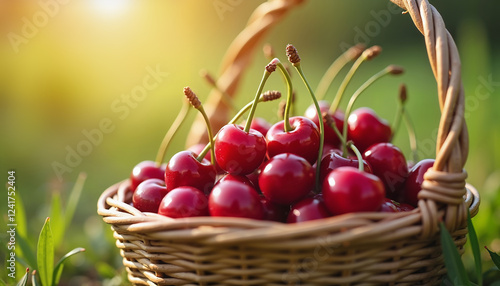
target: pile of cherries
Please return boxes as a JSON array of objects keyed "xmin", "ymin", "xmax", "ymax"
[{"xmin": 128, "ymin": 44, "xmax": 435, "ymax": 223}]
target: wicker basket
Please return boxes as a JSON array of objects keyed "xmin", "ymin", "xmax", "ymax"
[{"xmin": 98, "ymin": 0, "xmax": 481, "ymax": 285}]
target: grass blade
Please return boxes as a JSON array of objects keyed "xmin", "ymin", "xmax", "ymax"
[
  {"xmin": 50, "ymin": 192, "xmax": 64, "ymax": 248},
  {"xmin": 15, "ymin": 268, "xmax": 29, "ymax": 286},
  {"xmin": 53, "ymin": 247, "xmax": 85, "ymax": 285},
  {"xmin": 64, "ymin": 172, "xmax": 86, "ymax": 228},
  {"xmin": 31, "ymin": 270, "xmax": 40, "ymax": 286},
  {"xmin": 440, "ymin": 222, "xmax": 470, "ymax": 285},
  {"xmin": 485, "ymin": 247, "xmax": 500, "ymax": 269},
  {"xmin": 16, "ymin": 234, "xmax": 36, "ymax": 270},
  {"xmin": 37, "ymin": 218, "xmax": 54, "ymax": 286},
  {"xmin": 467, "ymin": 211, "xmax": 482, "ymax": 286},
  {"xmin": 0, "ymin": 278, "xmax": 6, "ymax": 286}
]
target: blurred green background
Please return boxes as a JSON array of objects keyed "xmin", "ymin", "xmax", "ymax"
[{"xmin": 1, "ymin": 0, "xmax": 499, "ymax": 284}]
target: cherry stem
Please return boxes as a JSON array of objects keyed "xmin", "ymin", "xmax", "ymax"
[
  {"xmin": 341, "ymin": 66, "xmax": 399, "ymax": 157},
  {"xmin": 196, "ymin": 105, "xmax": 216, "ymax": 164},
  {"xmin": 244, "ymin": 61, "xmax": 276, "ymax": 133},
  {"xmin": 155, "ymin": 99, "xmax": 190, "ymax": 166},
  {"xmin": 403, "ymin": 110, "xmax": 419, "ymax": 163},
  {"xmin": 198, "ymin": 92, "xmax": 281, "ymax": 161},
  {"xmin": 347, "ymin": 141, "xmax": 364, "ymax": 172},
  {"xmin": 293, "ymin": 62, "xmax": 325, "ymax": 192},
  {"xmin": 390, "ymin": 84, "xmax": 407, "ymax": 142},
  {"xmin": 329, "ymin": 46, "xmax": 381, "ymax": 114},
  {"xmin": 316, "ymin": 44, "xmax": 365, "ymax": 101},
  {"xmin": 276, "ymin": 62, "xmax": 294, "ymax": 132}
]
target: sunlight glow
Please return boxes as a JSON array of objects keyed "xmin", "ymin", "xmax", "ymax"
[{"xmin": 92, "ymin": 0, "xmax": 131, "ymax": 15}]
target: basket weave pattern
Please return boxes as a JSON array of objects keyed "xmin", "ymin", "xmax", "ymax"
[{"xmin": 98, "ymin": 0, "xmax": 480, "ymax": 285}]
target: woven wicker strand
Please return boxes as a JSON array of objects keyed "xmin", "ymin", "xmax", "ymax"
[{"xmin": 98, "ymin": 1, "xmax": 481, "ymax": 285}]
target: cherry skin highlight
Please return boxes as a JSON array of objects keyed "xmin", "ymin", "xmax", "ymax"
[
  {"xmin": 165, "ymin": 150, "xmax": 216, "ymax": 195},
  {"xmin": 208, "ymin": 180, "xmax": 264, "ymax": 219},
  {"xmin": 130, "ymin": 160, "xmax": 166, "ymax": 192},
  {"xmin": 347, "ymin": 107, "xmax": 391, "ymax": 153}
]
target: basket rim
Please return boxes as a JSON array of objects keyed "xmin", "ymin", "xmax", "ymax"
[{"xmin": 97, "ymin": 178, "xmax": 479, "ymax": 246}]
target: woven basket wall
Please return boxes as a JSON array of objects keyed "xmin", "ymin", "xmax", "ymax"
[{"xmin": 98, "ymin": 0, "xmax": 481, "ymax": 285}]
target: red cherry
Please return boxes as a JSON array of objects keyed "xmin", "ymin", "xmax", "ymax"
[
  {"xmin": 260, "ymin": 196, "xmax": 289, "ymax": 222},
  {"xmin": 130, "ymin": 160, "xmax": 166, "ymax": 192},
  {"xmin": 347, "ymin": 107, "xmax": 391, "ymax": 152},
  {"xmin": 259, "ymin": 153, "xmax": 314, "ymax": 205},
  {"xmin": 158, "ymin": 186, "xmax": 208, "ymax": 218},
  {"xmin": 266, "ymin": 116, "xmax": 320, "ymax": 165},
  {"xmin": 396, "ymin": 202, "xmax": 415, "ymax": 212},
  {"xmin": 249, "ymin": 117, "xmax": 272, "ymax": 137},
  {"xmin": 287, "ymin": 197, "xmax": 331, "ymax": 223},
  {"xmin": 363, "ymin": 142, "xmax": 409, "ymax": 200},
  {"xmin": 208, "ymin": 180, "xmax": 264, "ymax": 219},
  {"xmin": 187, "ymin": 143, "xmax": 223, "ymax": 174},
  {"xmin": 379, "ymin": 198, "xmax": 399, "ymax": 213},
  {"xmin": 214, "ymin": 124, "xmax": 267, "ymax": 175},
  {"xmin": 132, "ymin": 179, "xmax": 168, "ymax": 213},
  {"xmin": 304, "ymin": 100, "xmax": 344, "ymax": 147},
  {"xmin": 322, "ymin": 166, "xmax": 385, "ymax": 215},
  {"xmin": 165, "ymin": 151, "xmax": 216, "ymax": 195},
  {"xmin": 400, "ymin": 159, "xmax": 435, "ymax": 207},
  {"xmin": 319, "ymin": 151, "xmax": 372, "ymax": 184}
]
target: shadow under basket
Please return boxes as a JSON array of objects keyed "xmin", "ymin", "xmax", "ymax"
[
  {"xmin": 98, "ymin": 0, "xmax": 481, "ymax": 284},
  {"xmin": 98, "ymin": 180, "xmax": 479, "ymax": 285}
]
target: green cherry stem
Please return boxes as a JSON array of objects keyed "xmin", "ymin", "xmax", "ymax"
[
  {"xmin": 197, "ymin": 90, "xmax": 282, "ymax": 162},
  {"xmin": 390, "ymin": 84, "xmax": 407, "ymax": 142},
  {"xmin": 329, "ymin": 45, "xmax": 382, "ymax": 114},
  {"xmin": 184, "ymin": 87, "xmax": 215, "ymax": 164},
  {"xmin": 154, "ymin": 98, "xmax": 191, "ymax": 166},
  {"xmin": 276, "ymin": 61, "xmax": 294, "ymax": 132},
  {"xmin": 347, "ymin": 141, "xmax": 364, "ymax": 172},
  {"xmin": 341, "ymin": 65, "xmax": 404, "ymax": 156},
  {"xmin": 243, "ymin": 59, "xmax": 278, "ymax": 133},
  {"xmin": 315, "ymin": 43, "xmax": 365, "ymax": 101},
  {"xmin": 286, "ymin": 44, "xmax": 324, "ymax": 192}
]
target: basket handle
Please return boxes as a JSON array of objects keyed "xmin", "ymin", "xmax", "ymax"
[
  {"xmin": 186, "ymin": 0, "xmax": 469, "ymax": 237},
  {"xmin": 389, "ymin": 0, "xmax": 469, "ymax": 237}
]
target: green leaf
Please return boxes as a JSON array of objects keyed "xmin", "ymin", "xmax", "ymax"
[
  {"xmin": 53, "ymin": 247, "xmax": 85, "ymax": 285},
  {"xmin": 64, "ymin": 173, "xmax": 86, "ymax": 228},
  {"xmin": 440, "ymin": 222, "xmax": 470, "ymax": 285},
  {"xmin": 50, "ymin": 192, "xmax": 64, "ymax": 248},
  {"xmin": 15, "ymin": 269, "xmax": 29, "ymax": 286},
  {"xmin": 485, "ymin": 247, "xmax": 500, "ymax": 269},
  {"xmin": 467, "ymin": 211, "xmax": 482, "ymax": 286},
  {"xmin": 37, "ymin": 218, "xmax": 54, "ymax": 286}
]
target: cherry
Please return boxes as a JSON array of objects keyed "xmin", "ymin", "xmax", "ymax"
[
  {"xmin": 322, "ymin": 166, "xmax": 385, "ymax": 215},
  {"xmin": 258, "ymin": 153, "xmax": 314, "ymax": 205},
  {"xmin": 379, "ymin": 198, "xmax": 399, "ymax": 213},
  {"xmin": 132, "ymin": 179, "xmax": 168, "ymax": 213},
  {"xmin": 305, "ymin": 101, "xmax": 345, "ymax": 148},
  {"xmin": 214, "ymin": 124, "xmax": 267, "ymax": 175},
  {"xmin": 266, "ymin": 116, "xmax": 320, "ymax": 165},
  {"xmin": 130, "ymin": 161, "xmax": 166, "ymax": 192},
  {"xmin": 347, "ymin": 107, "xmax": 392, "ymax": 153},
  {"xmin": 164, "ymin": 150, "xmax": 216, "ymax": 195},
  {"xmin": 319, "ymin": 151, "xmax": 372, "ymax": 184},
  {"xmin": 208, "ymin": 180, "xmax": 264, "ymax": 219},
  {"xmin": 400, "ymin": 159, "xmax": 435, "ymax": 207},
  {"xmin": 287, "ymin": 197, "xmax": 331, "ymax": 223},
  {"xmin": 396, "ymin": 202, "xmax": 415, "ymax": 212},
  {"xmin": 158, "ymin": 186, "xmax": 208, "ymax": 218},
  {"xmin": 363, "ymin": 142, "xmax": 409, "ymax": 200},
  {"xmin": 260, "ymin": 196, "xmax": 289, "ymax": 222}
]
